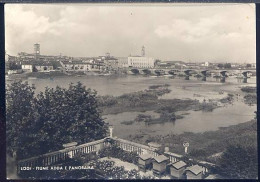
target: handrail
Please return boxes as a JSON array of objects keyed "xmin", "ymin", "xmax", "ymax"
[
  {"xmin": 18, "ymin": 138, "xmax": 107, "ymax": 163},
  {"xmin": 113, "ymin": 138, "xmax": 153, "ymax": 151}
]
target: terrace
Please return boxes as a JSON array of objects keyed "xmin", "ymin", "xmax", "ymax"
[{"xmin": 17, "ymin": 128, "xmax": 217, "ymax": 179}]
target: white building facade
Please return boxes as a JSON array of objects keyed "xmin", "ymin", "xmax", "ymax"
[
  {"xmin": 128, "ymin": 56, "xmax": 155, "ymax": 68},
  {"xmin": 22, "ymin": 64, "xmax": 33, "ymax": 72}
]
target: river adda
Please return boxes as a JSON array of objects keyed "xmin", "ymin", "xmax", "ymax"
[{"xmin": 12, "ymin": 74, "xmax": 256, "ymax": 138}]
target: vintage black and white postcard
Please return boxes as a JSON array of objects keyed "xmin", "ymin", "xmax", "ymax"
[{"xmin": 5, "ymin": 3, "xmax": 257, "ymax": 180}]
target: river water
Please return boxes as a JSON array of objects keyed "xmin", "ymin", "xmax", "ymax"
[{"xmin": 8, "ymin": 74, "xmax": 256, "ymax": 138}]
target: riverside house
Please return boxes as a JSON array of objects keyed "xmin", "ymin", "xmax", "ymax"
[{"xmin": 35, "ymin": 62, "xmax": 54, "ymax": 72}]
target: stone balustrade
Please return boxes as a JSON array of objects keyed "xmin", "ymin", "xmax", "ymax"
[
  {"xmin": 17, "ymin": 138, "xmax": 107, "ymax": 173},
  {"xmin": 164, "ymin": 151, "xmax": 183, "ymax": 163},
  {"xmin": 17, "ymin": 136, "xmax": 215, "ymax": 176},
  {"xmin": 113, "ymin": 138, "xmax": 159, "ymax": 157}
]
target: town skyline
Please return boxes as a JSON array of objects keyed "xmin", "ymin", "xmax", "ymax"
[{"xmin": 5, "ymin": 4, "xmax": 256, "ymax": 63}]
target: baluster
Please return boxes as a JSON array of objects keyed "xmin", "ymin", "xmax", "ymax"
[
  {"xmin": 71, "ymin": 150, "xmax": 74, "ymax": 157},
  {"xmin": 43, "ymin": 158, "xmax": 46, "ymax": 166},
  {"xmin": 56, "ymin": 154, "xmax": 59, "ymax": 163}
]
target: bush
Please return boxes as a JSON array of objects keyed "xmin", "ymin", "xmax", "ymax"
[
  {"xmin": 89, "ymin": 160, "xmax": 141, "ymax": 179},
  {"xmin": 99, "ymin": 144, "xmax": 138, "ymax": 164},
  {"xmin": 216, "ymin": 145, "xmax": 258, "ymax": 179},
  {"xmin": 241, "ymin": 86, "xmax": 256, "ymax": 93}
]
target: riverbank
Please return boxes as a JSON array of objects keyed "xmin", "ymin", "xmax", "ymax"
[
  {"xmin": 128, "ymin": 118, "xmax": 257, "ymax": 163},
  {"xmin": 241, "ymin": 86, "xmax": 257, "ymax": 106},
  {"xmin": 7, "ymin": 71, "xmax": 69, "ymax": 80}
]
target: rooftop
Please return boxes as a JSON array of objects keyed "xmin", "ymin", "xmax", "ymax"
[
  {"xmin": 170, "ymin": 160, "xmax": 187, "ymax": 170},
  {"xmin": 185, "ymin": 165, "xmax": 203, "ymax": 175},
  {"xmin": 153, "ymin": 155, "xmax": 168, "ymax": 163},
  {"xmin": 139, "ymin": 154, "xmax": 153, "ymax": 161}
]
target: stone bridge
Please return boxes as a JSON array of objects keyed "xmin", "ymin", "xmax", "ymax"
[
  {"xmin": 127, "ymin": 68, "xmax": 251, "ymax": 77},
  {"xmin": 128, "ymin": 68, "xmax": 255, "ymax": 78}
]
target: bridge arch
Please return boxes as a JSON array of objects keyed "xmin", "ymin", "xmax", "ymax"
[
  {"xmin": 130, "ymin": 68, "xmax": 140, "ymax": 74},
  {"xmin": 142, "ymin": 69, "xmax": 151, "ymax": 75}
]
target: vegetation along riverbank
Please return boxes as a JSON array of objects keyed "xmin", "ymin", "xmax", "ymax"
[{"xmin": 97, "ymin": 84, "xmax": 220, "ymax": 117}]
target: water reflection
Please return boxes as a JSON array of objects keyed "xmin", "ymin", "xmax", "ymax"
[
  {"xmin": 237, "ymin": 78, "xmax": 248, "ymax": 83},
  {"xmin": 185, "ymin": 76, "xmax": 190, "ymax": 80},
  {"xmin": 215, "ymin": 77, "xmax": 226, "ymax": 83},
  {"xmin": 197, "ymin": 77, "xmax": 207, "ymax": 82}
]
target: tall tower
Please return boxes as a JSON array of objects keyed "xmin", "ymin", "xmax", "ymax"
[
  {"xmin": 141, "ymin": 46, "xmax": 145, "ymax": 57},
  {"xmin": 34, "ymin": 43, "xmax": 40, "ymax": 59}
]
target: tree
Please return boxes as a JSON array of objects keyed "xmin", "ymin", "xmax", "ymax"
[
  {"xmin": 246, "ymin": 64, "xmax": 252, "ymax": 68},
  {"xmin": 217, "ymin": 145, "xmax": 258, "ymax": 179},
  {"xmin": 217, "ymin": 64, "xmax": 224, "ymax": 69},
  {"xmin": 224, "ymin": 63, "xmax": 231, "ymax": 69},
  {"xmin": 32, "ymin": 65, "xmax": 38, "ymax": 72},
  {"xmin": 6, "ymin": 81, "xmax": 37, "ymax": 159},
  {"xmin": 8, "ymin": 61, "xmax": 21, "ymax": 70},
  {"xmin": 6, "ymin": 81, "xmax": 108, "ymax": 160}
]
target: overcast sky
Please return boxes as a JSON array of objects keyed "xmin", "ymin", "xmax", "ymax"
[{"xmin": 5, "ymin": 3, "xmax": 256, "ymax": 63}]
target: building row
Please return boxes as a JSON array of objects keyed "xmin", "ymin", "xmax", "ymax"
[{"xmin": 7, "ymin": 53, "xmax": 157, "ymax": 74}]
